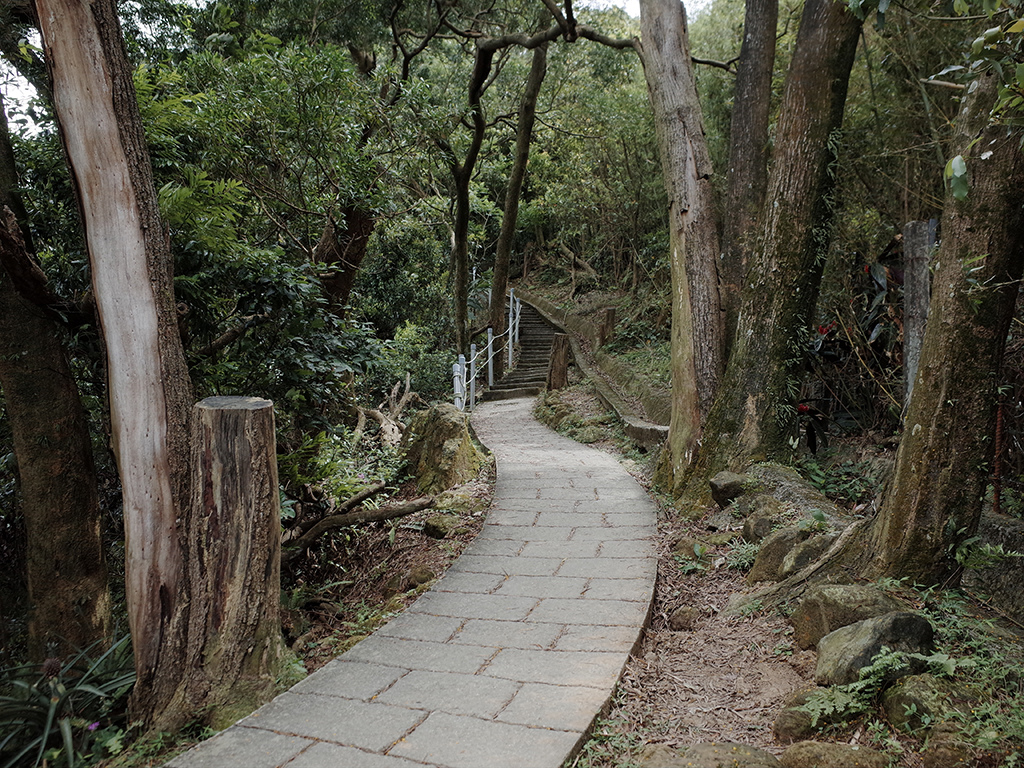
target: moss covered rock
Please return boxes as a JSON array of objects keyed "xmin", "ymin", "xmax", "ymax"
[{"xmin": 403, "ymin": 404, "xmax": 485, "ymax": 495}]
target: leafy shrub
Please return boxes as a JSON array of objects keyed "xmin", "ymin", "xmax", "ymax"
[{"xmin": 0, "ymin": 636, "xmax": 134, "ymax": 768}]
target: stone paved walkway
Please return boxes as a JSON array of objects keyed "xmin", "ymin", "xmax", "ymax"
[{"xmin": 168, "ymin": 397, "xmax": 658, "ymax": 768}]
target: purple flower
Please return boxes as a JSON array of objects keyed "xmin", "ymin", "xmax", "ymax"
[{"xmin": 87, "ymin": 722, "xmax": 100, "ymax": 732}]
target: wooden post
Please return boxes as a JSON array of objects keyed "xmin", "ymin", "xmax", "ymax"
[
  {"xmin": 597, "ymin": 307, "xmax": 617, "ymax": 347},
  {"xmin": 903, "ymin": 220, "xmax": 935, "ymax": 409},
  {"xmin": 548, "ymin": 333, "xmax": 571, "ymax": 390},
  {"xmin": 185, "ymin": 396, "xmax": 291, "ymax": 728}
]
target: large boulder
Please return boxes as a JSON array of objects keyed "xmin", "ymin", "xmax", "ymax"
[
  {"xmin": 780, "ymin": 534, "xmax": 836, "ymax": 579},
  {"xmin": 780, "ymin": 741, "xmax": 887, "ymax": 768},
  {"xmin": 403, "ymin": 404, "xmax": 486, "ymax": 495},
  {"xmin": 789, "ymin": 584, "xmax": 904, "ymax": 649},
  {"xmin": 815, "ymin": 611, "xmax": 935, "ymax": 686}
]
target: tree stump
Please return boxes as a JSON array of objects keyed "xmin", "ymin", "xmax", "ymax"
[
  {"xmin": 184, "ymin": 396, "xmax": 293, "ymax": 728},
  {"xmin": 548, "ymin": 333, "xmax": 571, "ymax": 390}
]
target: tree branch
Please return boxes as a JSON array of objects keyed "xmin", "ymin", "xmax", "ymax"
[{"xmin": 282, "ymin": 495, "xmax": 435, "ymax": 564}]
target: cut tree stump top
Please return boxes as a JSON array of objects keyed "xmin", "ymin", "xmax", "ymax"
[{"xmin": 166, "ymin": 396, "xmax": 658, "ymax": 768}]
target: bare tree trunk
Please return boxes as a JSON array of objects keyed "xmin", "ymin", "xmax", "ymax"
[
  {"xmin": 490, "ymin": 43, "xmax": 548, "ymax": 379},
  {"xmin": 719, "ymin": 0, "xmax": 778, "ymax": 351},
  {"xmin": 683, "ymin": 0, "xmax": 863, "ymax": 495},
  {"xmin": 861, "ymin": 71, "xmax": 1024, "ymax": 585},
  {"xmin": 640, "ymin": 0, "xmax": 725, "ymax": 492},
  {"xmin": 35, "ymin": 0, "xmax": 194, "ymax": 729},
  {"xmin": 0, "ymin": 96, "xmax": 111, "ymax": 660}
]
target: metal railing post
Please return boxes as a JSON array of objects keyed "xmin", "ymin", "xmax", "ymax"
[
  {"xmin": 453, "ymin": 357, "xmax": 466, "ymax": 411},
  {"xmin": 507, "ymin": 289, "xmax": 515, "ymax": 368},
  {"xmin": 469, "ymin": 344, "xmax": 477, "ymax": 411},
  {"xmin": 487, "ymin": 328, "xmax": 494, "ymax": 387}
]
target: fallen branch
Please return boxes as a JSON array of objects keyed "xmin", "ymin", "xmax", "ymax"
[
  {"xmin": 291, "ymin": 481, "xmax": 387, "ymax": 538},
  {"xmin": 282, "ymin": 495, "xmax": 435, "ymax": 564}
]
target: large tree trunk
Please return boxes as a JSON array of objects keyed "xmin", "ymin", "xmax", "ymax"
[
  {"xmin": 719, "ymin": 0, "xmax": 778, "ymax": 351},
  {"xmin": 35, "ymin": 0, "xmax": 194, "ymax": 728},
  {"xmin": 490, "ymin": 43, "xmax": 547, "ymax": 380},
  {"xmin": 0, "ymin": 96, "xmax": 110, "ymax": 661},
  {"xmin": 312, "ymin": 205, "xmax": 376, "ymax": 310},
  {"xmin": 683, "ymin": 0, "xmax": 863, "ymax": 495},
  {"xmin": 859, "ymin": 70, "xmax": 1024, "ymax": 584},
  {"xmin": 640, "ymin": 0, "xmax": 725, "ymax": 493}
]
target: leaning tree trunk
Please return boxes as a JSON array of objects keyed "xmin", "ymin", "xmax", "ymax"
[
  {"xmin": 859, "ymin": 70, "xmax": 1024, "ymax": 585},
  {"xmin": 35, "ymin": 0, "xmax": 194, "ymax": 728},
  {"xmin": 640, "ymin": 0, "xmax": 725, "ymax": 494},
  {"xmin": 490, "ymin": 43, "xmax": 547, "ymax": 381},
  {"xmin": 719, "ymin": 0, "xmax": 778, "ymax": 352},
  {"xmin": 683, "ymin": 0, "xmax": 863, "ymax": 496},
  {"xmin": 0, "ymin": 96, "xmax": 110, "ymax": 661}
]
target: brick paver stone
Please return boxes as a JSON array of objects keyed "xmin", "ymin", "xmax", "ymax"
[{"xmin": 166, "ymin": 396, "xmax": 657, "ymax": 768}]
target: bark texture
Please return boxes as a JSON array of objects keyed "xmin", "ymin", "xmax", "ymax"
[
  {"xmin": 640, "ymin": 0, "xmax": 724, "ymax": 491},
  {"xmin": 0, "ymin": 248, "xmax": 113, "ymax": 662},
  {"xmin": 685, "ymin": 0, "xmax": 863, "ymax": 493},
  {"xmin": 863, "ymin": 71, "xmax": 1024, "ymax": 584},
  {"xmin": 719, "ymin": 0, "xmax": 778, "ymax": 350},
  {"xmin": 35, "ymin": 0, "xmax": 194, "ymax": 728},
  {"xmin": 490, "ymin": 43, "xmax": 547, "ymax": 379},
  {"xmin": 182, "ymin": 397, "xmax": 290, "ymax": 728},
  {"xmin": 0, "ymin": 94, "xmax": 110, "ymax": 658}
]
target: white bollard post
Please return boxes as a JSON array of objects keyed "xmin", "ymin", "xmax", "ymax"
[
  {"xmin": 507, "ymin": 291, "xmax": 514, "ymax": 368},
  {"xmin": 469, "ymin": 344, "xmax": 477, "ymax": 411},
  {"xmin": 487, "ymin": 328, "xmax": 494, "ymax": 387},
  {"xmin": 453, "ymin": 359, "xmax": 465, "ymax": 411}
]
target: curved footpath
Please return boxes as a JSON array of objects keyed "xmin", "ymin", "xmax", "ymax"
[{"xmin": 168, "ymin": 397, "xmax": 658, "ymax": 768}]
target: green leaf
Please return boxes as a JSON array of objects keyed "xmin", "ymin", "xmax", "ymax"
[{"xmin": 945, "ymin": 155, "xmax": 969, "ymax": 201}]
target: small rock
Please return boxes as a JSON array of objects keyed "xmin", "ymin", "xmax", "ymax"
[
  {"xmin": 668, "ymin": 606, "xmax": 698, "ymax": 631},
  {"xmin": 638, "ymin": 744, "xmax": 690, "ymax": 767},
  {"xmin": 746, "ymin": 527, "xmax": 811, "ymax": 584},
  {"xmin": 789, "ymin": 584, "xmax": 904, "ymax": 650},
  {"xmin": 780, "ymin": 534, "xmax": 836, "ymax": 578},
  {"xmin": 706, "ymin": 531, "xmax": 742, "ymax": 547},
  {"xmin": 673, "ymin": 536, "xmax": 703, "ymax": 560},
  {"xmin": 710, "ymin": 471, "xmax": 752, "ymax": 508},
  {"xmin": 423, "ymin": 514, "xmax": 462, "ymax": 539},
  {"xmin": 407, "ymin": 565, "xmax": 436, "ymax": 587},
  {"xmin": 743, "ymin": 514, "xmax": 775, "ymax": 543},
  {"xmin": 815, "ymin": 611, "xmax": 935, "ymax": 686},
  {"xmin": 920, "ymin": 722, "xmax": 973, "ymax": 768},
  {"xmin": 707, "ymin": 511, "xmax": 735, "ymax": 531},
  {"xmin": 780, "ymin": 740, "xmax": 887, "ymax": 768},
  {"xmin": 680, "ymin": 741, "xmax": 782, "ymax": 767},
  {"xmin": 774, "ymin": 686, "xmax": 859, "ymax": 743},
  {"xmin": 881, "ymin": 673, "xmax": 965, "ymax": 733}
]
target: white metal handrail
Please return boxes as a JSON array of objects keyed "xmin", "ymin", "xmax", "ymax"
[{"xmin": 453, "ymin": 291, "xmax": 522, "ymax": 411}]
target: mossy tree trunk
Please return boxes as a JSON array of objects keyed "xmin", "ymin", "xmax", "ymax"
[
  {"xmin": 719, "ymin": 0, "xmax": 778, "ymax": 353},
  {"xmin": 0, "ymin": 96, "xmax": 111, "ymax": 661},
  {"xmin": 490, "ymin": 43, "xmax": 547, "ymax": 381},
  {"xmin": 682, "ymin": 0, "xmax": 863, "ymax": 496},
  {"xmin": 639, "ymin": 0, "xmax": 724, "ymax": 491},
  {"xmin": 858, "ymin": 70, "xmax": 1024, "ymax": 585}
]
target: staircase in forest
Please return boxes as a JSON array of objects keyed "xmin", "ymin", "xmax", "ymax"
[{"xmin": 482, "ymin": 303, "xmax": 557, "ymax": 401}]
